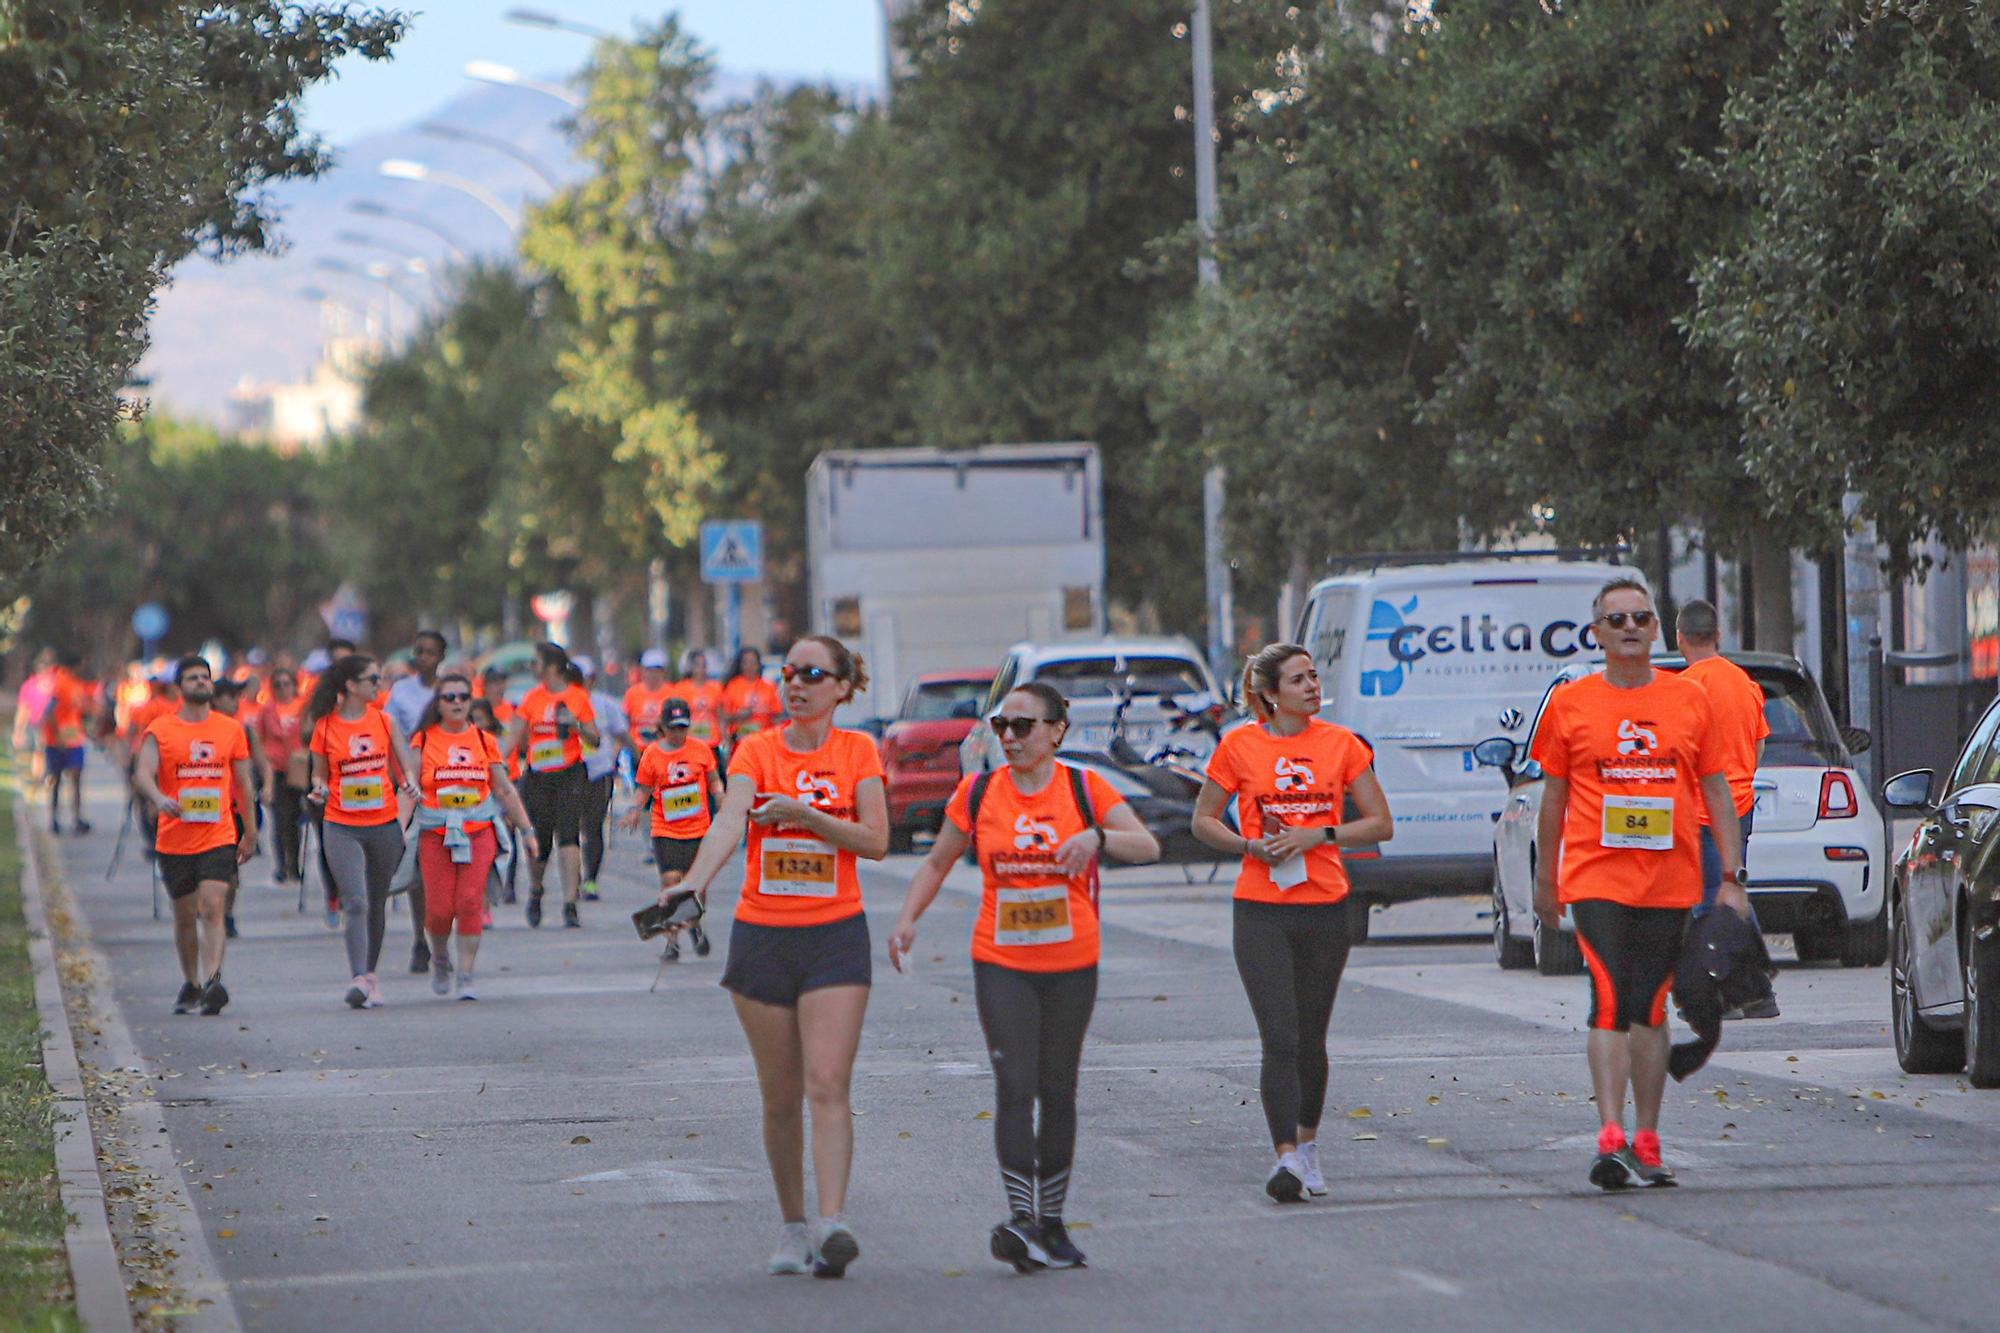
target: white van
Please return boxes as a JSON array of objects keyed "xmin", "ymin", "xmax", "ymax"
[{"xmin": 1294, "ymin": 557, "xmax": 1630, "ymax": 912}]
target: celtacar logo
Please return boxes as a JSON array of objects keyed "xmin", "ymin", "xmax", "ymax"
[{"xmin": 1363, "ymin": 595, "xmax": 1599, "ymax": 697}]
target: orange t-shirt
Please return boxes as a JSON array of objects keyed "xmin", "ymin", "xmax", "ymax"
[
  {"xmin": 636, "ymin": 737, "xmax": 719, "ymax": 838},
  {"xmin": 724, "ymin": 675, "xmax": 783, "ymax": 740},
  {"xmin": 518, "ymin": 684, "xmax": 595, "ymax": 773},
  {"xmin": 41, "ymin": 668, "xmax": 90, "ymax": 747},
  {"xmin": 310, "ymin": 709, "xmax": 400, "ymax": 827},
  {"xmin": 1677, "ymin": 656, "xmax": 1770, "ymax": 821},
  {"xmin": 727, "ymin": 727, "xmax": 884, "ymax": 927},
  {"xmin": 677, "ymin": 679, "xmax": 725, "ymax": 745},
  {"xmin": 624, "ymin": 682, "xmax": 676, "ymax": 741},
  {"xmin": 1205, "ymin": 718, "xmax": 1376, "ymax": 905},
  {"xmin": 146, "ymin": 711, "xmax": 250, "ymax": 855},
  {"xmin": 947, "ymin": 764, "xmax": 1126, "ymax": 972},
  {"xmin": 1529, "ymin": 670, "xmax": 1725, "ymax": 910},
  {"xmin": 126, "ymin": 693, "xmax": 175, "ymax": 745},
  {"xmin": 414, "ymin": 725, "xmax": 503, "ymax": 833}
]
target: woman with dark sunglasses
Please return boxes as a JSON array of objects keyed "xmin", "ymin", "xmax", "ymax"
[
  {"xmin": 672, "ymin": 635, "xmax": 888, "ymax": 1279},
  {"xmin": 306, "ymin": 654, "xmax": 419, "ymax": 1009},
  {"xmin": 406, "ymin": 674, "xmax": 538, "ymax": 999},
  {"xmin": 889, "ymin": 682, "xmax": 1158, "ymax": 1273}
]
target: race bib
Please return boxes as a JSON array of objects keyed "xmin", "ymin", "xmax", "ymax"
[
  {"xmin": 56, "ymin": 724, "xmax": 84, "ymax": 746},
  {"xmin": 528, "ymin": 736, "xmax": 566, "ymax": 772},
  {"xmin": 692, "ymin": 719, "xmax": 716, "ymax": 742},
  {"xmin": 438, "ymin": 784, "xmax": 482, "ymax": 810},
  {"xmin": 993, "ymin": 885, "xmax": 1074, "ymax": 947},
  {"xmin": 760, "ymin": 836, "xmax": 838, "ymax": 897},
  {"xmin": 339, "ymin": 773, "xmax": 386, "ymax": 812},
  {"xmin": 179, "ymin": 785, "xmax": 224, "ymax": 824},
  {"xmin": 660, "ymin": 782, "xmax": 704, "ymax": 819},
  {"xmin": 1602, "ymin": 794, "xmax": 1673, "ymax": 851}
]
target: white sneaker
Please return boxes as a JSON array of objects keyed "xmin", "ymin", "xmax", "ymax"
[
  {"xmin": 768, "ymin": 1221, "xmax": 812, "ymax": 1276},
  {"xmin": 1265, "ymin": 1152, "xmax": 1305, "ymax": 1203},
  {"xmin": 363, "ymin": 973, "xmax": 385, "ymax": 1008},
  {"xmin": 1297, "ymin": 1140, "xmax": 1327, "ymax": 1197}
]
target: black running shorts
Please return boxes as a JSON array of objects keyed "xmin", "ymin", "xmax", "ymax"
[
  {"xmin": 521, "ymin": 762, "xmax": 586, "ymax": 849},
  {"xmin": 1571, "ymin": 899, "xmax": 1690, "ymax": 1032},
  {"xmin": 158, "ymin": 846, "xmax": 239, "ymax": 900},
  {"xmin": 651, "ymin": 835, "xmax": 701, "ymax": 875},
  {"xmin": 721, "ymin": 914, "xmax": 871, "ymax": 1007}
]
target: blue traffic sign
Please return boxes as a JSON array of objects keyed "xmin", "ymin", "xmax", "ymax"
[
  {"xmin": 131, "ymin": 603, "xmax": 169, "ymax": 643},
  {"xmin": 700, "ymin": 520, "xmax": 764, "ymax": 584}
]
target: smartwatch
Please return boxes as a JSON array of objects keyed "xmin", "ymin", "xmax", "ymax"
[{"xmin": 1731, "ymin": 867, "xmax": 1750, "ymax": 887}]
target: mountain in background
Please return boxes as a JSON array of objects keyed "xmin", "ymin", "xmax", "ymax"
[{"xmin": 138, "ymin": 70, "xmax": 775, "ymax": 424}]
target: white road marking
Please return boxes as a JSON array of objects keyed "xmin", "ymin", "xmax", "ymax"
[{"xmin": 1395, "ymin": 1267, "xmax": 1464, "ymax": 1296}]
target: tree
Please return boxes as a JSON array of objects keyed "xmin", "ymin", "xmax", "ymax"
[
  {"xmin": 0, "ymin": 0, "xmax": 401, "ymax": 583},
  {"xmin": 1690, "ymin": 0, "xmax": 2000, "ymax": 568}
]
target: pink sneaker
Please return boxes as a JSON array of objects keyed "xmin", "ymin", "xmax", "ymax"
[{"xmin": 363, "ymin": 973, "xmax": 385, "ymax": 1008}]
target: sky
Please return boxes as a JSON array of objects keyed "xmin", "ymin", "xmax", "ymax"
[{"xmin": 303, "ymin": 0, "xmax": 886, "ymax": 145}]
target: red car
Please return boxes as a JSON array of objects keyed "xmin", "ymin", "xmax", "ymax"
[{"xmin": 881, "ymin": 668, "xmax": 997, "ymax": 851}]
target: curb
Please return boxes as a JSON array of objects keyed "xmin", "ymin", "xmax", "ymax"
[{"xmin": 15, "ymin": 794, "xmax": 135, "ymax": 1333}]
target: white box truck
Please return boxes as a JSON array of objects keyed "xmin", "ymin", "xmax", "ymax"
[{"xmin": 806, "ymin": 443, "xmax": 1106, "ymax": 721}]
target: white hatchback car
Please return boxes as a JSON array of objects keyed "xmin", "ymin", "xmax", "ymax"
[
  {"xmin": 1476, "ymin": 652, "xmax": 1888, "ymax": 975},
  {"xmin": 959, "ymin": 637, "xmax": 1226, "ymax": 776}
]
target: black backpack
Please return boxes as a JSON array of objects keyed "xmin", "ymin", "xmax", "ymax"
[{"xmin": 966, "ymin": 764, "xmax": 1101, "ymax": 899}]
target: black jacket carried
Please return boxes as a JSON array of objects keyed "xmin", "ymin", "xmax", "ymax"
[{"xmin": 1669, "ymin": 907, "xmax": 1775, "ymax": 1082}]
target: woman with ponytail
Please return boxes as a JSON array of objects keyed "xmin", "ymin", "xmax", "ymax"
[{"xmin": 1191, "ymin": 643, "xmax": 1394, "ymax": 1203}]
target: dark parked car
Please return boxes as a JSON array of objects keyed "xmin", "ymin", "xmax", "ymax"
[
  {"xmin": 1882, "ymin": 695, "xmax": 2000, "ymax": 1086},
  {"xmin": 881, "ymin": 669, "xmax": 996, "ymax": 851}
]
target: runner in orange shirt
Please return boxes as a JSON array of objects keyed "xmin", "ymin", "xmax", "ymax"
[
  {"xmin": 256, "ymin": 667, "xmax": 308, "ymax": 883},
  {"xmin": 624, "ymin": 648, "xmax": 677, "ymax": 749},
  {"xmin": 41, "ymin": 651, "xmax": 93, "ymax": 834},
  {"xmin": 723, "ymin": 646, "xmax": 784, "ymax": 746},
  {"xmin": 1531, "ymin": 578, "xmax": 1748, "ymax": 1190},
  {"xmin": 132, "ymin": 656, "xmax": 256, "ymax": 1016},
  {"xmin": 1674, "ymin": 600, "xmax": 1772, "ymax": 929},
  {"xmin": 621, "ymin": 697, "xmax": 723, "ymax": 963},
  {"xmin": 889, "ymin": 681, "xmax": 1157, "ymax": 1272},
  {"xmin": 503, "ymin": 642, "xmax": 600, "ymax": 929},
  {"xmin": 1194, "ymin": 642, "xmax": 1394, "ymax": 1203},
  {"xmin": 677, "ymin": 648, "xmax": 727, "ymax": 749},
  {"xmin": 671, "ymin": 635, "xmax": 888, "ymax": 1278}
]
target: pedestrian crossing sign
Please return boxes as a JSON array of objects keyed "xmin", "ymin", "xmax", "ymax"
[{"xmin": 700, "ymin": 520, "xmax": 764, "ymax": 584}]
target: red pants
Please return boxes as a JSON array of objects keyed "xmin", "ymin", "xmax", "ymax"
[{"xmin": 419, "ymin": 826, "xmax": 497, "ymax": 937}]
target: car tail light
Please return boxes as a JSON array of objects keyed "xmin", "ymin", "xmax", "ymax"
[
  {"xmin": 1819, "ymin": 772, "xmax": 1858, "ymax": 819},
  {"xmin": 1824, "ymin": 847, "xmax": 1868, "ymax": 861}
]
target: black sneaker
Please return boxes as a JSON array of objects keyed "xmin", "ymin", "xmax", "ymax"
[
  {"xmin": 526, "ymin": 894, "xmax": 543, "ymax": 928},
  {"xmin": 225, "ymin": 915, "xmax": 239, "ymax": 939},
  {"xmin": 989, "ymin": 1215, "xmax": 1049, "ymax": 1274},
  {"xmin": 660, "ymin": 936, "xmax": 681, "ymax": 964},
  {"xmin": 410, "ymin": 940, "xmax": 431, "ymax": 974},
  {"xmin": 690, "ymin": 923, "xmax": 711, "ymax": 957},
  {"xmin": 813, "ymin": 1222, "xmax": 859, "ymax": 1279},
  {"xmin": 73, "ymin": 818, "xmax": 92, "ymax": 834},
  {"xmin": 173, "ymin": 982, "xmax": 202, "ymax": 1014},
  {"xmin": 49, "ymin": 816, "xmax": 61, "ymax": 836},
  {"xmin": 1721, "ymin": 994, "xmax": 1780, "ymax": 1021},
  {"xmin": 1265, "ymin": 1155, "xmax": 1304, "ymax": 1203},
  {"xmin": 1037, "ymin": 1219, "xmax": 1086, "ymax": 1269},
  {"xmin": 1589, "ymin": 1148, "xmax": 1645, "ymax": 1191},
  {"xmin": 563, "ymin": 902, "xmax": 581, "ymax": 929},
  {"xmin": 200, "ymin": 975, "xmax": 229, "ymax": 1016}
]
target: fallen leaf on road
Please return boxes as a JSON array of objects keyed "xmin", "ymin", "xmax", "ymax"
[
  {"xmin": 217, "ymin": 1229, "xmax": 234, "ymax": 1238},
  {"xmin": 312, "ymin": 1214, "xmax": 330, "ymax": 1222},
  {"xmin": 1151, "ymin": 995, "xmax": 1168, "ymax": 1002},
  {"xmin": 1352, "ymin": 1133, "xmax": 1377, "ymax": 1142},
  {"xmin": 685, "ymin": 1132, "xmax": 699, "ymax": 1140},
  {"xmin": 974, "ymin": 1111, "xmax": 992, "ymax": 1121},
  {"xmin": 1422, "ymin": 1138, "xmax": 1449, "ymax": 1149},
  {"xmin": 1785, "ymin": 1056, "xmax": 1798, "ymax": 1062},
  {"xmin": 1868, "ymin": 1090, "xmax": 1887, "ymax": 1100},
  {"xmin": 1618, "ymin": 1213, "xmax": 1638, "ymax": 1223},
  {"xmin": 203, "ymin": 1125, "xmax": 219, "ymax": 1133},
  {"xmin": 1348, "ymin": 1107, "xmax": 1372, "ymax": 1119},
  {"xmin": 898, "ymin": 1132, "xmax": 913, "ymax": 1140},
  {"xmin": 1426, "ymin": 1095, "xmax": 1440, "ymax": 1105},
  {"xmin": 412, "ymin": 1133, "xmax": 431, "ymax": 1141},
  {"xmin": 1068, "ymin": 1222, "xmax": 1091, "ymax": 1231},
  {"xmin": 943, "ymin": 1269, "xmax": 965, "ymax": 1278},
  {"xmin": 570, "ymin": 1135, "xmax": 592, "ymax": 1145}
]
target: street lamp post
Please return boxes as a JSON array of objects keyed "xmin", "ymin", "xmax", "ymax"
[
  {"xmin": 1192, "ymin": 0, "xmax": 1233, "ymax": 681},
  {"xmin": 347, "ymin": 200, "xmax": 472, "ymax": 265},
  {"xmin": 418, "ymin": 121, "xmax": 565, "ymax": 191},
  {"xmin": 379, "ymin": 159, "xmax": 522, "ymax": 236},
  {"xmin": 315, "ymin": 257, "xmax": 425, "ymax": 334},
  {"xmin": 463, "ymin": 59, "xmax": 584, "ymax": 109},
  {"xmin": 502, "ymin": 7, "xmax": 616, "ymax": 40}
]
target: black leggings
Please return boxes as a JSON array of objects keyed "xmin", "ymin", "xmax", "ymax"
[
  {"xmin": 272, "ymin": 783, "xmax": 305, "ymax": 879},
  {"xmin": 581, "ymin": 772, "xmax": 614, "ymax": 880},
  {"xmin": 1233, "ymin": 899, "xmax": 1352, "ymax": 1148},
  {"xmin": 974, "ymin": 962, "xmax": 1097, "ymax": 1221}
]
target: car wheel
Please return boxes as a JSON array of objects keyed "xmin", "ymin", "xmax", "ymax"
[
  {"xmin": 1347, "ymin": 896, "xmax": 1372, "ymax": 945},
  {"xmin": 1794, "ymin": 918, "xmax": 1841, "ymax": 964},
  {"xmin": 1891, "ymin": 895, "xmax": 1963, "ymax": 1075},
  {"xmin": 1533, "ymin": 915, "xmax": 1583, "ymax": 976},
  {"xmin": 1493, "ymin": 867, "xmax": 1533, "ymax": 970},
  {"xmin": 1965, "ymin": 927, "xmax": 2000, "ymax": 1088},
  {"xmin": 1840, "ymin": 902, "xmax": 1889, "ymax": 968}
]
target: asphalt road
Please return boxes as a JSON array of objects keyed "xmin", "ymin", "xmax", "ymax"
[{"xmin": 39, "ymin": 770, "xmax": 2000, "ymax": 1331}]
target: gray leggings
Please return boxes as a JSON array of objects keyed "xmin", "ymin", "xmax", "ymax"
[{"xmin": 323, "ymin": 820, "xmax": 405, "ymax": 977}]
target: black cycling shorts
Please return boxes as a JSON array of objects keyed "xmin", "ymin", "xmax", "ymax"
[
  {"xmin": 1571, "ymin": 899, "xmax": 1690, "ymax": 1032},
  {"xmin": 651, "ymin": 835, "xmax": 701, "ymax": 875},
  {"xmin": 158, "ymin": 846, "xmax": 238, "ymax": 900},
  {"xmin": 521, "ymin": 762, "xmax": 586, "ymax": 849},
  {"xmin": 721, "ymin": 913, "xmax": 871, "ymax": 1007}
]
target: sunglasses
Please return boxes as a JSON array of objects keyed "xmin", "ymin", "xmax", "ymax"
[
  {"xmin": 355, "ymin": 673, "xmax": 381, "ymax": 684},
  {"xmin": 988, "ymin": 715, "xmax": 1053, "ymax": 739},
  {"xmin": 1597, "ymin": 611, "xmax": 1657, "ymax": 629},
  {"xmin": 438, "ymin": 691, "xmax": 472, "ymax": 703},
  {"xmin": 781, "ymin": 664, "xmax": 836, "ymax": 684}
]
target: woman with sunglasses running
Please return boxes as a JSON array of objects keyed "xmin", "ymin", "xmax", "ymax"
[
  {"xmin": 306, "ymin": 654, "xmax": 419, "ymax": 1009},
  {"xmin": 889, "ymin": 683, "xmax": 1158, "ymax": 1273},
  {"xmin": 1191, "ymin": 642, "xmax": 1394, "ymax": 1202},
  {"xmin": 671, "ymin": 635, "xmax": 888, "ymax": 1279},
  {"xmin": 408, "ymin": 674, "xmax": 538, "ymax": 1000}
]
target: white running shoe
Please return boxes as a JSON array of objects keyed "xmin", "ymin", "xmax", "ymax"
[
  {"xmin": 1297, "ymin": 1140, "xmax": 1327, "ymax": 1197},
  {"xmin": 768, "ymin": 1221, "xmax": 812, "ymax": 1275},
  {"xmin": 363, "ymin": 972, "xmax": 385, "ymax": 1008},
  {"xmin": 431, "ymin": 955, "xmax": 452, "ymax": 996}
]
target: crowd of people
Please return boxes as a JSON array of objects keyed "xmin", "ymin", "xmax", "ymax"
[{"xmin": 15, "ymin": 577, "xmax": 1767, "ymax": 1281}]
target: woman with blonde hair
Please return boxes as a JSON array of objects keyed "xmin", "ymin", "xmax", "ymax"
[{"xmin": 1192, "ymin": 642, "xmax": 1393, "ymax": 1203}]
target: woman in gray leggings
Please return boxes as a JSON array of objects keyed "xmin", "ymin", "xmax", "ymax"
[{"xmin": 306, "ymin": 654, "xmax": 419, "ymax": 1008}]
